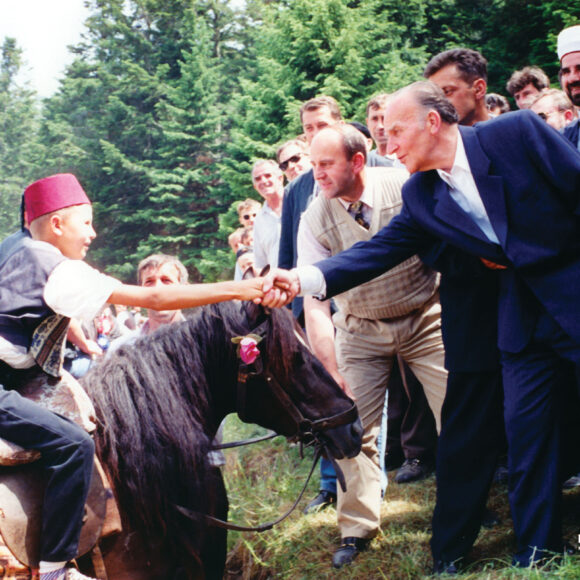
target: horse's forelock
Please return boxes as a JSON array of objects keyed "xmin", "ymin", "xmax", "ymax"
[{"xmin": 262, "ymin": 308, "xmax": 301, "ymax": 378}]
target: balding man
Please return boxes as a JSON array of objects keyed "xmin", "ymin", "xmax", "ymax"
[
  {"xmin": 262, "ymin": 81, "xmax": 580, "ymax": 570},
  {"xmin": 298, "ymin": 124, "xmax": 447, "ymax": 569}
]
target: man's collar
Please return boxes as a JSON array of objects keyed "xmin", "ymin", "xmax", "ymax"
[
  {"xmin": 436, "ymin": 133, "xmax": 469, "ymax": 187},
  {"xmin": 337, "ymin": 186, "xmax": 374, "ymax": 210}
]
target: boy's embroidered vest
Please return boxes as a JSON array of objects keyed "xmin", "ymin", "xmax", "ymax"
[
  {"xmin": 303, "ymin": 167, "xmax": 438, "ymax": 320},
  {"xmin": 0, "ymin": 237, "xmax": 69, "ymax": 376}
]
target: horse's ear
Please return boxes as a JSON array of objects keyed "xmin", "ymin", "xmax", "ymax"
[
  {"xmin": 243, "ymin": 299, "xmax": 268, "ymax": 328},
  {"xmin": 241, "ymin": 265, "xmax": 269, "ymax": 280}
]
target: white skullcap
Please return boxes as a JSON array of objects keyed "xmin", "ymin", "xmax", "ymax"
[{"xmin": 557, "ymin": 25, "xmax": 580, "ymax": 61}]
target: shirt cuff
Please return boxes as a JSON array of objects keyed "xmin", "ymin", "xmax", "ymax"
[{"xmin": 296, "ymin": 265, "xmax": 326, "ymax": 298}]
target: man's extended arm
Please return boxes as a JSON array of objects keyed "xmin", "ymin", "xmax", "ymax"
[
  {"xmin": 316, "ymin": 206, "xmax": 430, "ymax": 297},
  {"xmin": 261, "ymin": 203, "xmax": 430, "ymax": 307}
]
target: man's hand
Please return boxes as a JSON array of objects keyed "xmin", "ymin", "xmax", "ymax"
[
  {"xmin": 331, "ymin": 371, "xmax": 355, "ymax": 400},
  {"xmin": 257, "ymin": 268, "xmax": 301, "ymax": 308}
]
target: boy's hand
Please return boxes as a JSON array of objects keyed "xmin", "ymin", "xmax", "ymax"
[{"xmin": 239, "ymin": 278, "xmax": 265, "ymax": 301}]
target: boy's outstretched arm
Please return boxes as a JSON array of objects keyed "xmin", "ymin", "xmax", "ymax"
[{"xmin": 109, "ymin": 277, "xmax": 264, "ymax": 310}]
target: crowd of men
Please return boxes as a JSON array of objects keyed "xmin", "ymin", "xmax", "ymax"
[
  {"xmin": 1, "ymin": 19, "xmax": 580, "ymax": 579},
  {"xmin": 254, "ymin": 23, "xmax": 580, "ymax": 575}
]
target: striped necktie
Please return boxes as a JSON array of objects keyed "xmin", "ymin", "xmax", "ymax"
[{"xmin": 349, "ymin": 200, "xmax": 369, "ymax": 229}]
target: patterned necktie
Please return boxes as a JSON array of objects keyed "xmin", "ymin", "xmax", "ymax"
[{"xmin": 349, "ymin": 200, "xmax": 369, "ymax": 229}]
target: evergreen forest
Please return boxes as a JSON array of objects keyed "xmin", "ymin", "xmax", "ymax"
[{"xmin": 0, "ymin": 0, "xmax": 578, "ymax": 281}]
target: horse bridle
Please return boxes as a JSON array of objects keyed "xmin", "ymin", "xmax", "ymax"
[
  {"xmin": 177, "ymin": 316, "xmax": 359, "ymax": 533},
  {"xmin": 233, "ymin": 317, "xmax": 358, "ymax": 455}
]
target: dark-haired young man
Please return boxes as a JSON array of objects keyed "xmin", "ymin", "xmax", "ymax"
[
  {"xmin": 424, "ymin": 48, "xmax": 506, "ymax": 572},
  {"xmin": 424, "ymin": 48, "xmax": 489, "ymax": 126},
  {"xmin": 506, "ymin": 66, "xmax": 550, "ymax": 109}
]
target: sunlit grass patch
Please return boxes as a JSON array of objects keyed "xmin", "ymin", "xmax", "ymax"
[{"xmin": 222, "ymin": 415, "xmax": 580, "ymax": 579}]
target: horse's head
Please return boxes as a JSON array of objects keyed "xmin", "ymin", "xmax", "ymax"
[{"xmin": 230, "ymin": 301, "xmax": 362, "ymax": 461}]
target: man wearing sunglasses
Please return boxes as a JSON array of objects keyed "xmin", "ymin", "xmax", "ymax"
[
  {"xmin": 277, "ymin": 139, "xmax": 312, "ymax": 183},
  {"xmin": 530, "ymin": 89, "xmax": 576, "ymax": 131},
  {"xmin": 236, "ymin": 198, "xmax": 261, "ymax": 229}
]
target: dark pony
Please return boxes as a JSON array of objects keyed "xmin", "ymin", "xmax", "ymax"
[{"xmin": 82, "ymin": 301, "xmax": 361, "ymax": 579}]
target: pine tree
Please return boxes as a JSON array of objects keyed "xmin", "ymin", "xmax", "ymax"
[{"xmin": 0, "ymin": 37, "xmax": 43, "ymax": 239}]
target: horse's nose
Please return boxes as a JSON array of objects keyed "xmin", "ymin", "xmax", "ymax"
[
  {"xmin": 352, "ymin": 417, "xmax": 363, "ymax": 439},
  {"xmin": 346, "ymin": 418, "xmax": 363, "ymax": 458}
]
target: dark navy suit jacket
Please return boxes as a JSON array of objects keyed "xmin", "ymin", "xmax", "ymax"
[
  {"xmin": 563, "ymin": 118, "xmax": 579, "ymax": 150},
  {"xmin": 317, "ymin": 110, "xmax": 580, "ymax": 354}
]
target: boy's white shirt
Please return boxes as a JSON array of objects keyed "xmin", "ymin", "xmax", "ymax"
[{"xmin": 0, "ymin": 240, "xmax": 121, "ymax": 368}]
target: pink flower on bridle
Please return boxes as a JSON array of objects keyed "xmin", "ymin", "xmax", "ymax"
[{"xmin": 231, "ymin": 334, "xmax": 262, "ymax": 365}]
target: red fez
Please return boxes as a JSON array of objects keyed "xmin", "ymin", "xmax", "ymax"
[{"xmin": 25, "ymin": 173, "xmax": 91, "ymax": 223}]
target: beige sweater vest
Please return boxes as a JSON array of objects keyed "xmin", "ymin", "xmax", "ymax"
[{"xmin": 303, "ymin": 167, "xmax": 438, "ymax": 320}]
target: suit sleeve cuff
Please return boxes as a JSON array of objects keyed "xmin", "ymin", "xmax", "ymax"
[{"xmin": 296, "ymin": 265, "xmax": 326, "ymax": 299}]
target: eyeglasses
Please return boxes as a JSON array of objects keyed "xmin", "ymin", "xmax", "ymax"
[
  {"xmin": 242, "ymin": 213, "xmax": 257, "ymax": 220},
  {"xmin": 279, "ymin": 153, "xmax": 303, "ymax": 172},
  {"xmin": 537, "ymin": 111, "xmax": 556, "ymax": 121}
]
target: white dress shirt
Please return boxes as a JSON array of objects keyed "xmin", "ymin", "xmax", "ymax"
[
  {"xmin": 436, "ymin": 134, "xmax": 500, "ymax": 244},
  {"xmin": 253, "ymin": 201, "xmax": 281, "ymax": 270}
]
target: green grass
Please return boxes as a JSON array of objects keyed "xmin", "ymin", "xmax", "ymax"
[{"xmin": 221, "ymin": 415, "xmax": 580, "ymax": 579}]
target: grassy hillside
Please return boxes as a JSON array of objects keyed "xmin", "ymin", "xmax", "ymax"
[{"xmin": 222, "ymin": 415, "xmax": 580, "ymax": 579}]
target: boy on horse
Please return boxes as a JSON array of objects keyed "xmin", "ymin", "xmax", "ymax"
[{"xmin": 0, "ymin": 173, "xmax": 264, "ymax": 580}]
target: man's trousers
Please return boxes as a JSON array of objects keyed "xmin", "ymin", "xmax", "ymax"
[{"xmin": 333, "ymin": 295, "xmax": 447, "ymax": 538}]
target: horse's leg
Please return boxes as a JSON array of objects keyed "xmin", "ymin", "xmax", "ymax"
[
  {"xmin": 200, "ymin": 468, "xmax": 229, "ymax": 580},
  {"xmin": 77, "ymin": 529, "xmax": 171, "ymax": 580}
]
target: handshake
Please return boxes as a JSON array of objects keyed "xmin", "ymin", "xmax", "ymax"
[{"xmin": 256, "ymin": 268, "xmax": 302, "ymax": 308}]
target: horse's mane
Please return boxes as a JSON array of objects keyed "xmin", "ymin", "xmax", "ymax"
[{"xmin": 82, "ymin": 301, "xmax": 301, "ymax": 563}]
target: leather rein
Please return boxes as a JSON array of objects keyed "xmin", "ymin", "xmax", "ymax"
[{"xmin": 177, "ymin": 317, "xmax": 358, "ymax": 533}]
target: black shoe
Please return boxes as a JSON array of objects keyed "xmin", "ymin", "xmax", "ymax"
[
  {"xmin": 481, "ymin": 507, "xmax": 501, "ymax": 528},
  {"xmin": 563, "ymin": 541, "xmax": 576, "ymax": 556},
  {"xmin": 432, "ymin": 559, "xmax": 461, "ymax": 575},
  {"xmin": 303, "ymin": 490, "xmax": 336, "ymax": 514},
  {"xmin": 332, "ymin": 537, "xmax": 370, "ymax": 568},
  {"xmin": 394, "ymin": 458, "xmax": 433, "ymax": 483},
  {"xmin": 563, "ymin": 472, "xmax": 580, "ymax": 489},
  {"xmin": 384, "ymin": 450, "xmax": 405, "ymax": 471}
]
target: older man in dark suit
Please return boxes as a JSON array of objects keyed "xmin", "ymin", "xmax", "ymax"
[{"xmin": 262, "ymin": 80, "xmax": 580, "ymax": 570}]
